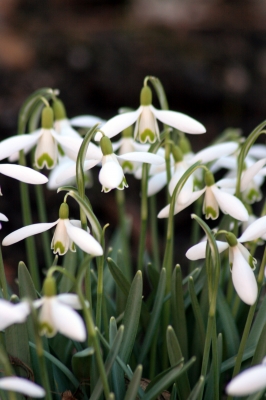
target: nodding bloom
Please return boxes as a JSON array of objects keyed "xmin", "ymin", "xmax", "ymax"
[
  {"xmin": 186, "ymin": 228, "xmax": 260, "ymax": 305},
  {"xmin": 226, "ymin": 357, "xmax": 266, "ymax": 396},
  {"xmin": 0, "ymin": 376, "xmax": 45, "ymax": 398},
  {"xmin": 2, "ymin": 203, "xmax": 103, "ymax": 257},
  {"xmin": 33, "ymin": 276, "xmax": 86, "ymax": 341},
  {"xmin": 94, "ymin": 85, "xmax": 206, "ymax": 144},
  {"xmin": 158, "ymin": 170, "xmax": 248, "ymax": 222},
  {"xmin": 55, "ymin": 135, "xmax": 164, "ymax": 192}
]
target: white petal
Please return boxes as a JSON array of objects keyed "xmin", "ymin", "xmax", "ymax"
[
  {"xmin": 241, "ymin": 158, "xmax": 266, "ymax": 191},
  {"xmin": 147, "ymin": 172, "xmax": 167, "ymax": 196},
  {"xmin": 238, "ymin": 215, "xmax": 266, "ymax": 242},
  {"xmin": 56, "ymin": 293, "xmax": 83, "ymax": 309},
  {"xmin": 55, "ymin": 159, "xmax": 99, "ymax": 185},
  {"xmin": 150, "ymin": 105, "xmax": 206, "ymax": 134},
  {"xmin": 248, "ymin": 144, "xmax": 266, "ymax": 159},
  {"xmin": 99, "ymin": 162, "xmax": 124, "ymax": 189},
  {"xmin": 0, "ymin": 213, "xmax": 8, "ymax": 222},
  {"xmin": 0, "ymin": 164, "xmax": 48, "ymax": 184},
  {"xmin": 94, "ymin": 108, "xmax": 142, "ymax": 141},
  {"xmin": 158, "ymin": 188, "xmax": 206, "ymax": 218},
  {"xmin": 190, "ymin": 142, "xmax": 239, "ymax": 164},
  {"xmin": 2, "ymin": 220, "xmax": 58, "ymax": 246},
  {"xmin": 210, "ymin": 185, "xmax": 249, "ymax": 221},
  {"xmin": 64, "ymin": 220, "xmax": 103, "ymax": 256},
  {"xmin": 226, "ymin": 365, "xmax": 266, "ymax": 396},
  {"xmin": 52, "ymin": 300, "xmax": 86, "ymax": 341},
  {"xmin": 70, "ymin": 115, "xmax": 106, "ymax": 127},
  {"xmin": 117, "ymin": 152, "xmax": 164, "ymax": 164},
  {"xmin": 0, "ymin": 377, "xmax": 45, "ymax": 397},
  {"xmin": 231, "ymin": 246, "xmax": 258, "ymax": 305},
  {"xmin": 0, "ymin": 300, "xmax": 29, "ymax": 330},
  {"xmin": 0, "ymin": 131, "xmax": 41, "ymax": 161},
  {"xmin": 186, "ymin": 241, "xmax": 229, "ymax": 260}
]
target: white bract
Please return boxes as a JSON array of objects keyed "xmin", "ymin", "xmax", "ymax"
[
  {"xmin": 226, "ymin": 358, "xmax": 266, "ymax": 396},
  {"xmin": 2, "ymin": 203, "xmax": 103, "ymax": 257},
  {"xmin": 186, "ymin": 228, "xmax": 260, "ymax": 305},
  {"xmin": 0, "ymin": 376, "xmax": 45, "ymax": 398},
  {"xmin": 94, "ymin": 86, "xmax": 206, "ymax": 143}
]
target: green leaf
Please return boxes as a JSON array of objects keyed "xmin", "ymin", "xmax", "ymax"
[
  {"xmin": 71, "ymin": 347, "xmax": 94, "ymax": 381},
  {"xmin": 18, "ymin": 261, "xmax": 37, "ymax": 301},
  {"xmin": 109, "ymin": 317, "xmax": 125, "ymax": 400},
  {"xmin": 124, "ymin": 365, "xmax": 142, "ymax": 400},
  {"xmin": 142, "ymin": 357, "xmax": 196, "ymax": 400},
  {"xmin": 107, "ymin": 257, "xmax": 131, "ymax": 297},
  {"xmin": 138, "ymin": 268, "xmax": 166, "ymax": 364},
  {"xmin": 246, "ymin": 293, "xmax": 266, "ymax": 349},
  {"xmin": 187, "ymin": 377, "xmax": 204, "ymax": 400},
  {"xmin": 252, "ymin": 322, "xmax": 266, "ymax": 366},
  {"xmin": 166, "ymin": 326, "xmax": 190, "ymax": 399},
  {"xmin": 119, "ymin": 271, "xmax": 143, "ymax": 364},
  {"xmin": 189, "ymin": 276, "xmax": 206, "ymax": 352}
]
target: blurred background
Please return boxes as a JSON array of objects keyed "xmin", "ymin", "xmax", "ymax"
[{"xmin": 0, "ymin": 0, "xmax": 266, "ymax": 286}]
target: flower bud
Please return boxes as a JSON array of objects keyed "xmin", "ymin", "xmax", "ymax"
[{"xmin": 53, "ymin": 99, "xmax": 67, "ymax": 120}]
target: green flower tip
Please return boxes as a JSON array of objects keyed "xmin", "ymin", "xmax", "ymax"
[
  {"xmin": 140, "ymin": 86, "xmax": 152, "ymax": 106},
  {"xmin": 53, "ymin": 99, "xmax": 67, "ymax": 120},
  {"xmin": 59, "ymin": 202, "xmax": 69, "ymax": 219},
  {"xmin": 172, "ymin": 145, "xmax": 183, "ymax": 162},
  {"xmin": 179, "ymin": 136, "xmax": 192, "ymax": 154},
  {"xmin": 41, "ymin": 106, "xmax": 54, "ymax": 129},
  {"xmin": 225, "ymin": 232, "xmax": 238, "ymax": 247},
  {"xmin": 43, "ymin": 276, "xmax": 56, "ymax": 297},
  {"xmin": 100, "ymin": 136, "xmax": 113, "ymax": 155},
  {"xmin": 204, "ymin": 170, "xmax": 215, "ymax": 187}
]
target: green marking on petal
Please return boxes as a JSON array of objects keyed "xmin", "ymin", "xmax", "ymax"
[
  {"xmin": 117, "ymin": 176, "xmax": 128, "ymax": 190},
  {"xmin": 204, "ymin": 206, "xmax": 218, "ymax": 220},
  {"xmin": 36, "ymin": 153, "xmax": 55, "ymax": 169},
  {"xmin": 121, "ymin": 161, "xmax": 134, "ymax": 172},
  {"xmin": 246, "ymin": 188, "xmax": 261, "ymax": 203},
  {"xmin": 70, "ymin": 242, "xmax": 76, "ymax": 252},
  {"xmin": 39, "ymin": 322, "xmax": 55, "ymax": 337},
  {"xmin": 249, "ymin": 254, "xmax": 257, "ymax": 270},
  {"xmin": 53, "ymin": 241, "xmax": 66, "ymax": 256},
  {"xmin": 139, "ymin": 129, "xmax": 156, "ymax": 143}
]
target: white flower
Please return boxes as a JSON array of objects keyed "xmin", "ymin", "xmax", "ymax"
[
  {"xmin": 0, "ymin": 376, "xmax": 45, "ymax": 397},
  {"xmin": 94, "ymin": 86, "xmax": 206, "ymax": 143},
  {"xmin": 34, "ymin": 277, "xmax": 86, "ymax": 341},
  {"xmin": 0, "ymin": 164, "xmax": 48, "ymax": 185},
  {"xmin": 0, "ymin": 299, "xmax": 30, "ymax": 330},
  {"xmin": 226, "ymin": 358, "xmax": 266, "ymax": 396},
  {"xmin": 2, "ymin": 203, "xmax": 103, "ymax": 256},
  {"xmin": 186, "ymin": 230, "xmax": 259, "ymax": 305}
]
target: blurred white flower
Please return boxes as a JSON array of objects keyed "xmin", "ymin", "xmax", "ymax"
[{"xmin": 0, "ymin": 376, "xmax": 45, "ymax": 398}]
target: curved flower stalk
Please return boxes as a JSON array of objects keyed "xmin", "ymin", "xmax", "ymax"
[
  {"xmin": 33, "ymin": 276, "xmax": 86, "ymax": 341},
  {"xmin": 226, "ymin": 357, "xmax": 266, "ymax": 396},
  {"xmin": 0, "ymin": 299, "xmax": 30, "ymax": 331},
  {"xmin": 94, "ymin": 85, "xmax": 206, "ymax": 143},
  {"xmin": 0, "ymin": 376, "xmax": 45, "ymax": 398},
  {"xmin": 158, "ymin": 170, "xmax": 248, "ymax": 221},
  {"xmin": 2, "ymin": 203, "xmax": 103, "ymax": 256},
  {"xmin": 186, "ymin": 230, "xmax": 259, "ymax": 305}
]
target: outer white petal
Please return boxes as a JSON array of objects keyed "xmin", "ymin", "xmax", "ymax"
[
  {"xmin": 150, "ymin": 105, "xmax": 206, "ymax": 134},
  {"xmin": 2, "ymin": 220, "xmax": 58, "ymax": 246},
  {"xmin": 117, "ymin": 152, "xmax": 164, "ymax": 164},
  {"xmin": 190, "ymin": 142, "xmax": 239, "ymax": 164},
  {"xmin": 0, "ymin": 377, "xmax": 45, "ymax": 397},
  {"xmin": 241, "ymin": 158, "xmax": 266, "ymax": 191},
  {"xmin": 147, "ymin": 172, "xmax": 167, "ymax": 196},
  {"xmin": 0, "ymin": 300, "xmax": 30, "ymax": 330},
  {"xmin": 52, "ymin": 300, "xmax": 86, "ymax": 341},
  {"xmin": 226, "ymin": 365, "xmax": 266, "ymax": 396},
  {"xmin": 70, "ymin": 115, "xmax": 106, "ymax": 127},
  {"xmin": 94, "ymin": 108, "xmax": 142, "ymax": 141},
  {"xmin": 56, "ymin": 293, "xmax": 83, "ymax": 309},
  {"xmin": 99, "ymin": 162, "xmax": 124, "ymax": 189},
  {"xmin": 158, "ymin": 188, "xmax": 206, "ymax": 218},
  {"xmin": 238, "ymin": 215, "xmax": 266, "ymax": 242},
  {"xmin": 0, "ymin": 131, "xmax": 41, "ymax": 161},
  {"xmin": 0, "ymin": 164, "xmax": 48, "ymax": 184},
  {"xmin": 55, "ymin": 159, "xmax": 99, "ymax": 185},
  {"xmin": 231, "ymin": 246, "xmax": 258, "ymax": 305},
  {"xmin": 64, "ymin": 220, "xmax": 103, "ymax": 256},
  {"xmin": 186, "ymin": 241, "xmax": 229, "ymax": 260},
  {"xmin": 210, "ymin": 185, "xmax": 248, "ymax": 221},
  {"xmin": 248, "ymin": 144, "xmax": 266, "ymax": 159},
  {"xmin": 0, "ymin": 213, "xmax": 8, "ymax": 222}
]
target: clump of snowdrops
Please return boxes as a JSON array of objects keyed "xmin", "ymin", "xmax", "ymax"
[{"xmin": 0, "ymin": 77, "xmax": 265, "ymax": 399}]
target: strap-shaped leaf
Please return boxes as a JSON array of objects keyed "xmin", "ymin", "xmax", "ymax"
[
  {"xmin": 187, "ymin": 377, "xmax": 204, "ymax": 400},
  {"xmin": 189, "ymin": 276, "xmax": 206, "ymax": 350},
  {"xmin": 72, "ymin": 347, "xmax": 94, "ymax": 381},
  {"xmin": 124, "ymin": 365, "xmax": 143, "ymax": 400},
  {"xmin": 107, "ymin": 257, "xmax": 131, "ymax": 297}
]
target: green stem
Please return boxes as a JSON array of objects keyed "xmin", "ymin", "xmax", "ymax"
[
  {"xmin": 149, "ymin": 195, "xmax": 160, "ymax": 271},
  {"xmin": 0, "ymin": 246, "xmax": 8, "ymax": 299},
  {"xmin": 137, "ymin": 163, "xmax": 149, "ymax": 271},
  {"xmin": 76, "ymin": 262, "xmax": 110, "ymax": 398}
]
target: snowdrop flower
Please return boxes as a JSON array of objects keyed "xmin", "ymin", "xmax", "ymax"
[
  {"xmin": 186, "ymin": 230, "xmax": 259, "ymax": 305},
  {"xmin": 226, "ymin": 357, "xmax": 266, "ymax": 396},
  {"xmin": 0, "ymin": 376, "xmax": 45, "ymax": 397},
  {"xmin": 2, "ymin": 203, "xmax": 103, "ymax": 256},
  {"xmin": 0, "ymin": 213, "xmax": 8, "ymax": 229},
  {"xmin": 94, "ymin": 85, "xmax": 206, "ymax": 143},
  {"xmin": 158, "ymin": 170, "xmax": 248, "ymax": 221},
  {"xmin": 0, "ymin": 164, "xmax": 48, "ymax": 185},
  {"xmin": 33, "ymin": 276, "xmax": 86, "ymax": 341},
  {"xmin": 0, "ymin": 298, "xmax": 30, "ymax": 331}
]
